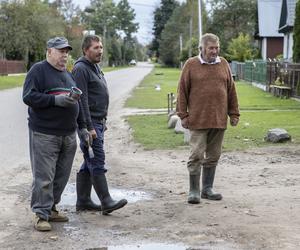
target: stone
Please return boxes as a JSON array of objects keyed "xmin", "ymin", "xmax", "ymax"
[
  {"xmin": 175, "ymin": 119, "xmax": 185, "ymax": 134},
  {"xmin": 168, "ymin": 115, "xmax": 179, "ymax": 129},
  {"xmin": 184, "ymin": 129, "xmax": 191, "ymax": 144},
  {"xmin": 264, "ymin": 128, "xmax": 291, "ymax": 143}
]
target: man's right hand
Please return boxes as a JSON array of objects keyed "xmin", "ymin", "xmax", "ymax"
[
  {"xmin": 181, "ymin": 117, "xmax": 189, "ymax": 129},
  {"xmin": 55, "ymin": 95, "xmax": 77, "ymax": 107},
  {"xmin": 78, "ymin": 128, "xmax": 93, "ymax": 147},
  {"xmin": 89, "ymin": 129, "xmax": 97, "ymax": 139}
]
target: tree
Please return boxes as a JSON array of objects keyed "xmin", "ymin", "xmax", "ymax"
[
  {"xmin": 158, "ymin": 0, "xmax": 208, "ymax": 66},
  {"xmin": 226, "ymin": 33, "xmax": 255, "ymax": 62},
  {"xmin": 293, "ymin": 0, "xmax": 300, "ymax": 62},
  {"xmin": 150, "ymin": 0, "xmax": 179, "ymax": 58},
  {"xmin": 207, "ymin": 0, "xmax": 257, "ymax": 54},
  {"xmin": 116, "ymin": 0, "xmax": 138, "ymax": 39},
  {"xmin": 0, "ymin": 0, "xmax": 65, "ymax": 67}
]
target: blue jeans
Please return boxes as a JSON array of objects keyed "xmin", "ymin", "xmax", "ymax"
[{"xmin": 79, "ymin": 121, "xmax": 107, "ymax": 175}]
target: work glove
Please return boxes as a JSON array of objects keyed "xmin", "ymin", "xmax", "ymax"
[
  {"xmin": 54, "ymin": 95, "xmax": 77, "ymax": 107},
  {"xmin": 78, "ymin": 128, "xmax": 93, "ymax": 148}
]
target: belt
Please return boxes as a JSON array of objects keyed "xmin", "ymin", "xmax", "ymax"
[{"xmin": 92, "ymin": 117, "xmax": 106, "ymax": 124}]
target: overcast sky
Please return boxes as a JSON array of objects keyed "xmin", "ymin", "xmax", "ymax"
[{"xmin": 73, "ymin": 0, "xmax": 186, "ymax": 45}]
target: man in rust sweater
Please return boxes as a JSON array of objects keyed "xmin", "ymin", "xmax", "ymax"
[{"xmin": 176, "ymin": 33, "xmax": 240, "ymax": 204}]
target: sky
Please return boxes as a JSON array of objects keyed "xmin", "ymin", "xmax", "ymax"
[{"xmin": 73, "ymin": 0, "xmax": 186, "ymax": 45}]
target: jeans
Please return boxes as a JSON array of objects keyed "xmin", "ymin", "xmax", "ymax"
[
  {"xmin": 79, "ymin": 121, "xmax": 107, "ymax": 175},
  {"xmin": 29, "ymin": 130, "xmax": 77, "ymax": 220}
]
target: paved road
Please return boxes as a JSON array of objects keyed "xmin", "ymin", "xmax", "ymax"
[{"xmin": 0, "ymin": 62, "xmax": 153, "ymax": 178}]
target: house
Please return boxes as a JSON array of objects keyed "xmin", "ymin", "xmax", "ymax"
[
  {"xmin": 278, "ymin": 0, "xmax": 297, "ymax": 60},
  {"xmin": 256, "ymin": 0, "xmax": 284, "ymax": 60}
]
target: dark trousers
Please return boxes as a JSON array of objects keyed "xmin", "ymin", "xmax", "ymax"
[
  {"xmin": 79, "ymin": 121, "xmax": 107, "ymax": 175},
  {"xmin": 29, "ymin": 130, "xmax": 77, "ymax": 220}
]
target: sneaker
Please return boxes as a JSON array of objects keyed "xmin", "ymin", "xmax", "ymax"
[
  {"xmin": 49, "ymin": 209, "xmax": 69, "ymax": 222},
  {"xmin": 34, "ymin": 216, "xmax": 51, "ymax": 231}
]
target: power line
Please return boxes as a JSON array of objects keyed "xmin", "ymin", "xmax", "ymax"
[{"xmin": 129, "ymin": 2, "xmax": 156, "ymax": 8}]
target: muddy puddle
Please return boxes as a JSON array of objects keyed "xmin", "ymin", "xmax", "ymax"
[
  {"xmin": 60, "ymin": 183, "xmax": 153, "ymax": 206},
  {"xmin": 85, "ymin": 242, "xmax": 237, "ymax": 250}
]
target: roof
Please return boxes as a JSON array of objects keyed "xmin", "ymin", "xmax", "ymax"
[
  {"xmin": 258, "ymin": 0, "xmax": 284, "ymax": 37},
  {"xmin": 279, "ymin": 0, "xmax": 297, "ymax": 33}
]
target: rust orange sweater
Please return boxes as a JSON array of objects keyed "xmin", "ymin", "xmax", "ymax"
[{"xmin": 176, "ymin": 56, "xmax": 240, "ymax": 129}]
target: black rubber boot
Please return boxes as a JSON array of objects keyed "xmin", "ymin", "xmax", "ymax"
[
  {"xmin": 201, "ymin": 166, "xmax": 222, "ymax": 200},
  {"xmin": 91, "ymin": 174, "xmax": 128, "ymax": 215},
  {"xmin": 188, "ymin": 174, "xmax": 200, "ymax": 204},
  {"xmin": 76, "ymin": 171, "xmax": 102, "ymax": 211}
]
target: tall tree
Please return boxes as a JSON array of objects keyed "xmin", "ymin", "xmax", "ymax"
[
  {"xmin": 151, "ymin": 0, "xmax": 179, "ymax": 58},
  {"xmin": 158, "ymin": 0, "xmax": 208, "ymax": 66},
  {"xmin": 293, "ymin": 0, "xmax": 300, "ymax": 62},
  {"xmin": 0, "ymin": 0, "xmax": 65, "ymax": 67},
  {"xmin": 116, "ymin": 0, "xmax": 138, "ymax": 39},
  {"xmin": 207, "ymin": 0, "xmax": 257, "ymax": 54}
]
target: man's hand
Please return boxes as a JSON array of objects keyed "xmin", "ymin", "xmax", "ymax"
[
  {"xmin": 55, "ymin": 95, "xmax": 77, "ymax": 107},
  {"xmin": 78, "ymin": 128, "xmax": 93, "ymax": 147},
  {"xmin": 89, "ymin": 129, "xmax": 97, "ymax": 139},
  {"xmin": 230, "ymin": 117, "xmax": 239, "ymax": 127},
  {"xmin": 181, "ymin": 117, "xmax": 189, "ymax": 129}
]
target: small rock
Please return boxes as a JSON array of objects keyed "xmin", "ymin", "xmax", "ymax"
[{"xmin": 265, "ymin": 128, "xmax": 291, "ymax": 143}]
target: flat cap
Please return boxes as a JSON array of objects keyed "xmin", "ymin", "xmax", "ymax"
[{"xmin": 47, "ymin": 37, "xmax": 72, "ymax": 50}]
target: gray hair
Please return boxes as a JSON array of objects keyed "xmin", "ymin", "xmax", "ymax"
[
  {"xmin": 82, "ymin": 35, "xmax": 102, "ymax": 55},
  {"xmin": 199, "ymin": 33, "xmax": 220, "ymax": 50}
]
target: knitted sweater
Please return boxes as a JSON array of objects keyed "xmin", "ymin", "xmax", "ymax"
[{"xmin": 176, "ymin": 56, "xmax": 240, "ymax": 129}]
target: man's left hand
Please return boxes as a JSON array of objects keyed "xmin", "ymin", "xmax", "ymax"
[{"xmin": 230, "ymin": 117, "xmax": 239, "ymax": 126}]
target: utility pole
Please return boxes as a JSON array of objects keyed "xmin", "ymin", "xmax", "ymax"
[
  {"xmin": 179, "ymin": 34, "xmax": 183, "ymax": 68},
  {"xmin": 198, "ymin": 0, "xmax": 202, "ymax": 41}
]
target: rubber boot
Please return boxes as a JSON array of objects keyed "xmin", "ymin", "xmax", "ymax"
[
  {"xmin": 201, "ymin": 166, "xmax": 222, "ymax": 200},
  {"xmin": 76, "ymin": 171, "xmax": 102, "ymax": 211},
  {"xmin": 91, "ymin": 173, "xmax": 128, "ymax": 214},
  {"xmin": 188, "ymin": 174, "xmax": 200, "ymax": 204}
]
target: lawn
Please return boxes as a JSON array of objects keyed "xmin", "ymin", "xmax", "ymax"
[
  {"xmin": 125, "ymin": 66, "xmax": 180, "ymax": 109},
  {"xmin": 126, "ymin": 67, "xmax": 300, "ymax": 151},
  {"xmin": 0, "ymin": 75, "xmax": 26, "ymax": 90}
]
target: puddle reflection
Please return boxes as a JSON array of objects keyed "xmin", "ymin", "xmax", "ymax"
[{"xmin": 60, "ymin": 183, "xmax": 152, "ymax": 206}]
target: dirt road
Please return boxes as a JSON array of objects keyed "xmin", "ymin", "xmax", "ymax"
[{"xmin": 0, "ymin": 63, "xmax": 299, "ymax": 249}]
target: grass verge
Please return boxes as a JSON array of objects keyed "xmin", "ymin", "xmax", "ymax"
[{"xmin": 126, "ymin": 66, "xmax": 300, "ymax": 151}]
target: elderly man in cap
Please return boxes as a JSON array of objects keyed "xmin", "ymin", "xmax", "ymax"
[{"xmin": 23, "ymin": 37, "xmax": 80, "ymax": 231}]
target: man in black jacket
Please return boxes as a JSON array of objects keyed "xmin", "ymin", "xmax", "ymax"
[
  {"xmin": 72, "ymin": 35, "xmax": 127, "ymax": 214},
  {"xmin": 23, "ymin": 37, "xmax": 79, "ymax": 231}
]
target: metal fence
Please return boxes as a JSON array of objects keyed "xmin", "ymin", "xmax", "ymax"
[
  {"xmin": 0, "ymin": 60, "xmax": 26, "ymax": 75},
  {"xmin": 230, "ymin": 60, "xmax": 300, "ymax": 98}
]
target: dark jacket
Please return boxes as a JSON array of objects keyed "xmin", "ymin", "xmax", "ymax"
[
  {"xmin": 72, "ymin": 56, "xmax": 109, "ymax": 130},
  {"xmin": 22, "ymin": 60, "xmax": 79, "ymax": 136}
]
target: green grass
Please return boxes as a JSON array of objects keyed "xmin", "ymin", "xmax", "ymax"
[
  {"xmin": 0, "ymin": 75, "xmax": 26, "ymax": 90},
  {"xmin": 126, "ymin": 114, "xmax": 186, "ymax": 150},
  {"xmin": 0, "ymin": 65, "xmax": 131, "ymax": 91},
  {"xmin": 126, "ymin": 67, "xmax": 300, "ymax": 151},
  {"xmin": 125, "ymin": 66, "xmax": 180, "ymax": 108}
]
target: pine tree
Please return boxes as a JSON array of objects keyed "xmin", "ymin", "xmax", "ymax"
[{"xmin": 293, "ymin": 0, "xmax": 300, "ymax": 62}]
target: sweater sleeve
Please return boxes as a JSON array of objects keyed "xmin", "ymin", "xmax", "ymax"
[
  {"xmin": 225, "ymin": 62, "xmax": 240, "ymax": 119},
  {"xmin": 72, "ymin": 65, "xmax": 94, "ymax": 131},
  {"xmin": 22, "ymin": 65, "xmax": 55, "ymax": 108},
  {"xmin": 176, "ymin": 60, "xmax": 191, "ymax": 119}
]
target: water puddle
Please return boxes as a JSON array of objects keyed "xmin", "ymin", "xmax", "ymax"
[
  {"xmin": 85, "ymin": 242, "xmax": 237, "ymax": 250},
  {"xmin": 85, "ymin": 244, "xmax": 187, "ymax": 250},
  {"xmin": 60, "ymin": 183, "xmax": 152, "ymax": 206}
]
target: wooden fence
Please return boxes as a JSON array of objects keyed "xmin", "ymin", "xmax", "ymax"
[{"xmin": 0, "ymin": 60, "xmax": 26, "ymax": 75}]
